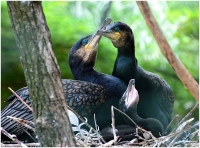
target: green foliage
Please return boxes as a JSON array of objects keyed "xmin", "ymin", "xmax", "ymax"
[{"xmin": 1, "ymin": 1, "xmax": 199, "ymax": 122}]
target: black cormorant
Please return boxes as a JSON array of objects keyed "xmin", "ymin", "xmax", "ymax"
[
  {"xmin": 98, "ymin": 22, "xmax": 174, "ymax": 133},
  {"xmin": 68, "ymin": 33, "xmax": 128, "ymax": 128}
]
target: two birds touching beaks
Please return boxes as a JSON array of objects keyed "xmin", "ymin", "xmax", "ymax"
[{"xmin": 1, "ymin": 18, "xmax": 174, "ymax": 143}]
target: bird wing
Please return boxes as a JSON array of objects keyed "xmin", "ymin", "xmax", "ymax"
[
  {"xmin": 1, "ymin": 79, "xmax": 109, "ymax": 136},
  {"xmin": 62, "ymin": 79, "xmax": 109, "ymax": 117}
]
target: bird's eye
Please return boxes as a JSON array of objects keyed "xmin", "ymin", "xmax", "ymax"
[
  {"xmin": 114, "ymin": 27, "xmax": 120, "ymax": 32},
  {"xmin": 82, "ymin": 39, "xmax": 88, "ymax": 45}
]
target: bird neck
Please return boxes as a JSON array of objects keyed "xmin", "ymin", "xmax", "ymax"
[
  {"xmin": 112, "ymin": 41, "xmax": 138, "ymax": 84},
  {"xmin": 69, "ymin": 49, "xmax": 98, "ymax": 81},
  {"xmin": 125, "ymin": 105, "xmax": 163, "ymax": 137},
  {"xmin": 118, "ymin": 38, "xmax": 135, "ymax": 55},
  {"xmin": 71, "ymin": 61, "xmax": 97, "ymax": 81}
]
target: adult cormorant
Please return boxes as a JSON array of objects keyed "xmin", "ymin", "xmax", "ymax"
[
  {"xmin": 1, "ymin": 30, "xmax": 127, "ymax": 143},
  {"xmin": 119, "ymin": 79, "xmax": 164, "ymax": 138},
  {"xmin": 68, "ymin": 34, "xmax": 127, "ymax": 128},
  {"xmin": 98, "ymin": 22, "xmax": 174, "ymax": 133}
]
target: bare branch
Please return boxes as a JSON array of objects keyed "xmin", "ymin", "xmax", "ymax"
[
  {"xmin": 1, "ymin": 143, "xmax": 40, "ymax": 147},
  {"xmin": 1, "ymin": 127, "xmax": 28, "ymax": 148},
  {"xmin": 8, "ymin": 87, "xmax": 33, "ymax": 112},
  {"xmin": 136, "ymin": 1, "xmax": 199, "ymax": 102},
  {"xmin": 7, "ymin": 116, "xmax": 34, "ymax": 131}
]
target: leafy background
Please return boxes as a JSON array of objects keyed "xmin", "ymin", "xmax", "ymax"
[{"xmin": 1, "ymin": 1, "xmax": 199, "ymax": 125}]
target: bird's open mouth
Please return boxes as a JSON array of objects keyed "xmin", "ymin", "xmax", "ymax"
[{"xmin": 123, "ymin": 79, "xmax": 139, "ymax": 109}]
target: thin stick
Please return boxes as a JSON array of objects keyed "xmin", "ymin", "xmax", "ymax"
[
  {"xmin": 84, "ymin": 128, "xmax": 92, "ymax": 144},
  {"xmin": 21, "ymin": 128, "xmax": 38, "ymax": 143},
  {"xmin": 160, "ymin": 125, "xmax": 195, "ymax": 143},
  {"xmin": 112, "ymin": 106, "xmax": 138, "ymax": 127},
  {"xmin": 8, "ymin": 87, "xmax": 33, "ymax": 112},
  {"xmin": 1, "ymin": 127, "xmax": 28, "ymax": 148},
  {"xmin": 169, "ymin": 118, "xmax": 194, "ymax": 146},
  {"xmin": 164, "ymin": 114, "xmax": 180, "ymax": 134},
  {"xmin": 1, "ymin": 143, "xmax": 40, "ymax": 147},
  {"xmin": 93, "ymin": 114, "xmax": 103, "ymax": 144},
  {"xmin": 137, "ymin": 1, "xmax": 199, "ymax": 101},
  {"xmin": 189, "ymin": 129, "xmax": 199, "ymax": 140},
  {"xmin": 100, "ymin": 136, "xmax": 119, "ymax": 147},
  {"xmin": 7, "ymin": 116, "xmax": 34, "ymax": 125},
  {"xmin": 179, "ymin": 102, "xmax": 199, "ymax": 125},
  {"xmin": 113, "ymin": 106, "xmax": 157, "ymax": 140},
  {"xmin": 6, "ymin": 116, "xmax": 34, "ymax": 131},
  {"xmin": 67, "ymin": 105, "xmax": 105, "ymax": 143},
  {"xmin": 111, "ymin": 106, "xmax": 117, "ymax": 142}
]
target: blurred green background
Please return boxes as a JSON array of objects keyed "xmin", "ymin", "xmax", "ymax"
[{"xmin": 1, "ymin": 1, "xmax": 199, "ymax": 123}]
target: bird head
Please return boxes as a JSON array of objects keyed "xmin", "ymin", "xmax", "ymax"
[
  {"xmin": 69, "ymin": 18, "xmax": 112, "ymax": 71},
  {"xmin": 97, "ymin": 22, "xmax": 134, "ymax": 48},
  {"xmin": 68, "ymin": 33, "xmax": 101, "ymax": 71},
  {"xmin": 119, "ymin": 79, "xmax": 139, "ymax": 113}
]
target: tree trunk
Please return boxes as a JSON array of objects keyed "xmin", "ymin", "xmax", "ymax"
[{"xmin": 7, "ymin": 1, "xmax": 76, "ymax": 147}]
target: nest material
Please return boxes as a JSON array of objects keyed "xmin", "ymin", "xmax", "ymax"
[{"xmin": 1, "ymin": 89, "xmax": 199, "ymax": 147}]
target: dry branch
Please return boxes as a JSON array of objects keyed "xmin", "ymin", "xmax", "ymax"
[
  {"xmin": 6, "ymin": 116, "xmax": 34, "ymax": 131},
  {"xmin": 136, "ymin": 1, "xmax": 199, "ymax": 102},
  {"xmin": 1, "ymin": 127, "xmax": 28, "ymax": 148},
  {"xmin": 1, "ymin": 143, "xmax": 40, "ymax": 147},
  {"xmin": 179, "ymin": 102, "xmax": 199, "ymax": 125},
  {"xmin": 8, "ymin": 87, "xmax": 33, "ymax": 112}
]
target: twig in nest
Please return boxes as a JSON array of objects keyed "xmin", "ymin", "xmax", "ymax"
[
  {"xmin": 169, "ymin": 118, "xmax": 194, "ymax": 146},
  {"xmin": 179, "ymin": 102, "xmax": 199, "ymax": 125},
  {"xmin": 158, "ymin": 125, "xmax": 196, "ymax": 147},
  {"xmin": 100, "ymin": 136, "xmax": 119, "ymax": 147},
  {"xmin": 8, "ymin": 87, "xmax": 33, "ymax": 112},
  {"xmin": 111, "ymin": 106, "xmax": 117, "ymax": 143},
  {"xmin": 174, "ymin": 140, "xmax": 199, "ymax": 147},
  {"xmin": 93, "ymin": 114, "xmax": 102, "ymax": 145},
  {"xmin": 112, "ymin": 106, "xmax": 155, "ymax": 139},
  {"xmin": 21, "ymin": 127, "xmax": 38, "ymax": 143},
  {"xmin": 1, "ymin": 143, "xmax": 40, "ymax": 147},
  {"xmin": 135, "ymin": 127, "xmax": 156, "ymax": 146},
  {"xmin": 165, "ymin": 114, "xmax": 180, "ymax": 134},
  {"xmin": 189, "ymin": 129, "xmax": 199, "ymax": 140},
  {"xmin": 67, "ymin": 105, "xmax": 105, "ymax": 143},
  {"xmin": 6, "ymin": 116, "xmax": 34, "ymax": 131},
  {"xmin": 1, "ymin": 127, "xmax": 28, "ymax": 148},
  {"xmin": 84, "ymin": 128, "xmax": 92, "ymax": 145},
  {"xmin": 112, "ymin": 106, "xmax": 137, "ymax": 126}
]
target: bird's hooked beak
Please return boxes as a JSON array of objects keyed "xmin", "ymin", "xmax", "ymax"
[
  {"xmin": 97, "ymin": 29, "xmax": 121, "ymax": 42},
  {"xmin": 85, "ymin": 18, "xmax": 112, "ymax": 51},
  {"xmin": 84, "ymin": 33, "xmax": 101, "ymax": 51},
  {"xmin": 123, "ymin": 79, "xmax": 139, "ymax": 109}
]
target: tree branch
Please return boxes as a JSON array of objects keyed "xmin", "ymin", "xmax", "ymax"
[{"xmin": 136, "ymin": 1, "xmax": 199, "ymax": 102}]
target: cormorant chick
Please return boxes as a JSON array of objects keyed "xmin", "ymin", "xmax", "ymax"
[
  {"xmin": 98, "ymin": 22, "xmax": 174, "ymax": 133},
  {"xmin": 119, "ymin": 79, "xmax": 164, "ymax": 138}
]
